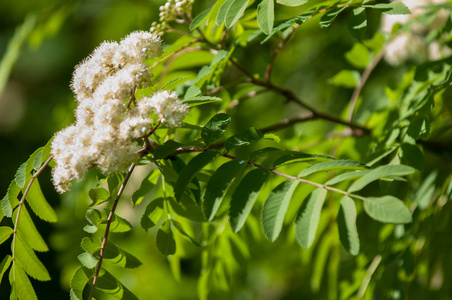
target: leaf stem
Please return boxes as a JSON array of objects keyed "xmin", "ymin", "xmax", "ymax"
[
  {"xmin": 11, "ymin": 154, "xmax": 54, "ymax": 279},
  {"xmin": 88, "ymin": 162, "xmax": 136, "ymax": 300}
]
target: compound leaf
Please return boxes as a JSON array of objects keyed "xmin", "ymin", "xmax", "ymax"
[
  {"xmin": 349, "ymin": 165, "xmax": 415, "ymax": 192},
  {"xmin": 337, "ymin": 196, "xmax": 360, "ymax": 255},
  {"xmin": 363, "ymin": 196, "xmax": 412, "ymax": 224},
  {"xmin": 202, "ymin": 113, "xmax": 231, "ymax": 145}
]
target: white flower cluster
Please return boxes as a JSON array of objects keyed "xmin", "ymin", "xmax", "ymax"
[
  {"xmin": 382, "ymin": 0, "xmax": 451, "ymax": 65},
  {"xmin": 150, "ymin": 0, "xmax": 194, "ymax": 36},
  {"xmin": 51, "ymin": 31, "xmax": 189, "ymax": 193}
]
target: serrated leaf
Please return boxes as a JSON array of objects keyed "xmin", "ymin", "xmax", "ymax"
[
  {"xmin": 225, "ymin": 0, "xmax": 250, "ymax": 28},
  {"xmin": 320, "ymin": 6, "xmax": 347, "ymax": 28},
  {"xmin": 363, "ymin": 196, "xmax": 412, "ymax": 224},
  {"xmin": 154, "ymin": 140, "xmax": 182, "ymax": 160},
  {"xmin": 369, "ymin": 2, "xmax": 411, "ymax": 15},
  {"xmin": 180, "ymin": 96, "xmax": 222, "ymax": 106},
  {"xmin": 70, "ymin": 267, "xmax": 93, "ymax": 300},
  {"xmin": 190, "ymin": 8, "xmax": 212, "ymax": 30},
  {"xmin": 6, "ymin": 179, "xmax": 21, "ymax": 213},
  {"xmin": 14, "ymin": 206, "xmax": 48, "ymax": 252},
  {"xmin": 85, "ymin": 209, "xmax": 133, "ymax": 233},
  {"xmin": 257, "ymin": 0, "xmax": 274, "ymax": 35},
  {"xmin": 141, "ymin": 198, "xmax": 164, "ymax": 231},
  {"xmin": 348, "ymin": 165, "xmax": 415, "ymax": 192},
  {"xmin": 229, "ymin": 169, "xmax": 270, "ymax": 233},
  {"xmin": 329, "ymin": 69, "xmax": 361, "ymax": 88},
  {"xmin": 193, "ymin": 66, "xmax": 213, "ymax": 88},
  {"xmin": 300, "ymin": 160, "xmax": 369, "ymax": 177},
  {"xmin": 26, "ymin": 178, "xmax": 57, "ymax": 222},
  {"xmin": 345, "ymin": 43, "xmax": 370, "ymax": 69},
  {"xmin": 262, "ymin": 180, "xmax": 299, "ymax": 241},
  {"xmin": 174, "ymin": 151, "xmax": 219, "ymax": 202},
  {"xmin": 185, "ymin": 85, "xmax": 201, "ymax": 99},
  {"xmin": 294, "ymin": 188, "xmax": 327, "ymax": 248},
  {"xmin": 156, "ymin": 221, "xmax": 176, "ymax": 256},
  {"xmin": 32, "ymin": 148, "xmax": 43, "ymax": 171},
  {"xmin": 89, "ymin": 187, "xmax": 111, "ymax": 207},
  {"xmin": 225, "ymin": 127, "xmax": 264, "ymax": 151},
  {"xmin": 15, "ymin": 162, "xmax": 27, "ymax": 189},
  {"xmin": 11, "ymin": 263, "xmax": 38, "ymax": 300},
  {"xmin": 0, "ymin": 255, "xmax": 12, "ymax": 285},
  {"xmin": 273, "ymin": 152, "xmax": 334, "ymax": 168},
  {"xmin": 337, "ymin": 196, "xmax": 360, "ymax": 255},
  {"xmin": 203, "ymin": 160, "xmax": 245, "ymax": 221},
  {"xmin": 109, "ymin": 214, "xmax": 133, "ymax": 233},
  {"xmin": 14, "ymin": 234, "xmax": 50, "ymax": 281},
  {"xmin": 202, "ymin": 113, "xmax": 231, "ymax": 145},
  {"xmin": 40, "ymin": 138, "xmax": 53, "ymax": 166},
  {"xmin": 77, "ymin": 252, "xmax": 98, "ymax": 269},
  {"xmin": 217, "ymin": 0, "xmax": 235, "ymax": 26},
  {"xmin": 0, "ymin": 226, "xmax": 13, "ymax": 245},
  {"xmin": 348, "ymin": 7, "xmax": 367, "ymax": 40},
  {"xmin": 276, "ymin": 0, "xmax": 307, "ymax": 6}
]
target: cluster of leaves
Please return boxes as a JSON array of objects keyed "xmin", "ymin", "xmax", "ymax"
[{"xmin": 1, "ymin": 0, "xmax": 452, "ymax": 299}]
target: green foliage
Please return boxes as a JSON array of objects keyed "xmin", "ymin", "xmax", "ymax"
[{"xmin": 1, "ymin": 0, "xmax": 452, "ymax": 299}]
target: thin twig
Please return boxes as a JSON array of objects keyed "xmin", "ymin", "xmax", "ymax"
[
  {"xmin": 347, "ymin": 51, "xmax": 384, "ymax": 122},
  {"xmin": 88, "ymin": 162, "xmax": 136, "ymax": 300},
  {"xmin": 11, "ymin": 155, "xmax": 54, "ymax": 280}
]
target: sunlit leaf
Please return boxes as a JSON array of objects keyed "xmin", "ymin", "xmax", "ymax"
[
  {"xmin": 276, "ymin": 0, "xmax": 307, "ymax": 6},
  {"xmin": 225, "ymin": 127, "xmax": 264, "ymax": 151},
  {"xmin": 154, "ymin": 140, "xmax": 183, "ymax": 160},
  {"xmin": 230, "ymin": 168, "xmax": 270, "ymax": 233},
  {"xmin": 70, "ymin": 267, "xmax": 93, "ymax": 300},
  {"xmin": 320, "ymin": 6, "xmax": 347, "ymax": 28},
  {"xmin": 257, "ymin": 0, "xmax": 274, "ymax": 35},
  {"xmin": 262, "ymin": 180, "xmax": 299, "ymax": 241},
  {"xmin": 190, "ymin": 8, "xmax": 211, "ymax": 31},
  {"xmin": 14, "ymin": 234, "xmax": 51, "ymax": 281},
  {"xmin": 141, "ymin": 198, "xmax": 164, "ymax": 231},
  {"xmin": 363, "ymin": 196, "xmax": 412, "ymax": 224},
  {"xmin": 368, "ymin": 2, "xmax": 411, "ymax": 15},
  {"xmin": 329, "ymin": 70, "xmax": 361, "ymax": 88},
  {"xmin": 348, "ymin": 165, "xmax": 415, "ymax": 192},
  {"xmin": 225, "ymin": 0, "xmax": 250, "ymax": 28},
  {"xmin": 273, "ymin": 152, "xmax": 334, "ymax": 168},
  {"xmin": 11, "ymin": 263, "xmax": 38, "ymax": 300},
  {"xmin": 217, "ymin": 0, "xmax": 235, "ymax": 26},
  {"xmin": 0, "ymin": 255, "xmax": 12, "ymax": 285},
  {"xmin": 26, "ymin": 178, "xmax": 58, "ymax": 222},
  {"xmin": 345, "ymin": 43, "xmax": 370, "ymax": 69},
  {"xmin": 294, "ymin": 188, "xmax": 327, "ymax": 248},
  {"xmin": 14, "ymin": 206, "xmax": 48, "ymax": 252},
  {"xmin": 299, "ymin": 160, "xmax": 369, "ymax": 177},
  {"xmin": 325, "ymin": 170, "xmax": 369, "ymax": 186},
  {"xmin": 348, "ymin": 7, "xmax": 367, "ymax": 40},
  {"xmin": 202, "ymin": 113, "xmax": 231, "ymax": 145},
  {"xmin": 77, "ymin": 252, "xmax": 98, "ymax": 269},
  {"xmin": 96, "ymin": 268, "xmax": 139, "ymax": 300},
  {"xmin": 0, "ymin": 226, "xmax": 14, "ymax": 245},
  {"xmin": 89, "ymin": 187, "xmax": 111, "ymax": 207}
]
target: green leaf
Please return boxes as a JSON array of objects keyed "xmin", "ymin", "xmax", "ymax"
[
  {"xmin": 325, "ymin": 170, "xmax": 369, "ymax": 185},
  {"xmin": 100, "ymin": 242, "xmax": 142, "ymax": 269},
  {"xmin": 368, "ymin": 2, "xmax": 411, "ymax": 15},
  {"xmin": 193, "ymin": 66, "xmax": 213, "ymax": 88},
  {"xmin": 225, "ymin": 127, "xmax": 264, "ymax": 151},
  {"xmin": 77, "ymin": 252, "xmax": 98, "ymax": 269},
  {"xmin": 217, "ymin": 0, "xmax": 235, "ymax": 26},
  {"xmin": 174, "ymin": 151, "xmax": 219, "ymax": 202},
  {"xmin": 154, "ymin": 140, "xmax": 182, "ymax": 159},
  {"xmin": 40, "ymin": 138, "xmax": 53, "ymax": 166},
  {"xmin": 14, "ymin": 206, "xmax": 48, "ymax": 252},
  {"xmin": 345, "ymin": 43, "xmax": 370, "ymax": 69},
  {"xmin": 276, "ymin": 0, "xmax": 307, "ymax": 6},
  {"xmin": 0, "ymin": 255, "xmax": 12, "ymax": 285},
  {"xmin": 171, "ymin": 219, "xmax": 201, "ymax": 246},
  {"xmin": 156, "ymin": 221, "xmax": 176, "ymax": 256},
  {"xmin": 132, "ymin": 170, "xmax": 157, "ymax": 207},
  {"xmin": 203, "ymin": 160, "xmax": 245, "ymax": 221},
  {"xmin": 70, "ymin": 267, "xmax": 92, "ymax": 300},
  {"xmin": 337, "ymin": 196, "xmax": 360, "ymax": 255},
  {"xmin": 185, "ymin": 85, "xmax": 201, "ymax": 99},
  {"xmin": 180, "ymin": 95, "xmax": 222, "ymax": 106},
  {"xmin": 299, "ymin": 160, "xmax": 369, "ymax": 177},
  {"xmin": 225, "ymin": 0, "xmax": 250, "ymax": 28},
  {"xmin": 320, "ymin": 6, "xmax": 347, "ymax": 28},
  {"xmin": 190, "ymin": 8, "xmax": 212, "ymax": 31},
  {"xmin": 273, "ymin": 152, "xmax": 334, "ymax": 168},
  {"xmin": 89, "ymin": 187, "xmax": 111, "ymax": 207},
  {"xmin": 257, "ymin": 0, "xmax": 274, "ymax": 35},
  {"xmin": 202, "ymin": 113, "xmax": 231, "ymax": 145},
  {"xmin": 11, "ymin": 263, "xmax": 38, "ymax": 300},
  {"xmin": 26, "ymin": 178, "xmax": 58, "ymax": 222},
  {"xmin": 15, "ymin": 162, "xmax": 27, "ymax": 189},
  {"xmin": 294, "ymin": 188, "xmax": 327, "ymax": 248},
  {"xmin": 14, "ymin": 234, "xmax": 51, "ymax": 281},
  {"xmin": 262, "ymin": 180, "xmax": 299, "ymax": 242},
  {"xmin": 95, "ymin": 268, "xmax": 139, "ymax": 300},
  {"xmin": 363, "ymin": 196, "xmax": 413, "ymax": 224},
  {"xmin": 329, "ymin": 70, "xmax": 361, "ymax": 88},
  {"xmin": 400, "ymin": 143, "xmax": 424, "ymax": 171},
  {"xmin": 141, "ymin": 198, "xmax": 164, "ymax": 231},
  {"xmin": 0, "ymin": 226, "xmax": 14, "ymax": 245},
  {"xmin": 348, "ymin": 7, "xmax": 367, "ymax": 40},
  {"xmin": 85, "ymin": 209, "xmax": 133, "ymax": 233},
  {"xmin": 348, "ymin": 165, "xmax": 415, "ymax": 192},
  {"xmin": 229, "ymin": 169, "xmax": 271, "ymax": 233}
]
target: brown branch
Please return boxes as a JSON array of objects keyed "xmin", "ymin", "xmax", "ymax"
[
  {"xmin": 347, "ymin": 51, "xmax": 384, "ymax": 122},
  {"xmin": 88, "ymin": 162, "xmax": 136, "ymax": 300},
  {"xmin": 258, "ymin": 112, "xmax": 316, "ymax": 133}
]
